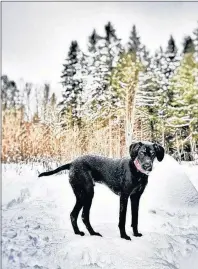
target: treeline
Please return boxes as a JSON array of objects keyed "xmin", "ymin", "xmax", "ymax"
[
  {"xmin": 1, "ymin": 76, "xmax": 57, "ymax": 123},
  {"xmin": 1, "ymin": 77, "xmax": 62, "ymax": 162},
  {"xmin": 60, "ymin": 22, "xmax": 198, "ymax": 156},
  {"xmin": 2, "ymin": 22, "xmax": 198, "ymax": 162}
]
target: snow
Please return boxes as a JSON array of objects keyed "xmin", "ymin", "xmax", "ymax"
[
  {"xmin": 141, "ymin": 155, "xmax": 198, "ymax": 211},
  {"xmin": 181, "ymin": 162, "xmax": 198, "ymax": 191},
  {"xmin": 2, "ymin": 156, "xmax": 198, "ymax": 269}
]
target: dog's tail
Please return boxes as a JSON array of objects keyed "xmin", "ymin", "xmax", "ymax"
[{"xmin": 38, "ymin": 163, "xmax": 72, "ymax": 177}]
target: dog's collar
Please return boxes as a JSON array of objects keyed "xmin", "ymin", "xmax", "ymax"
[{"xmin": 134, "ymin": 158, "xmax": 150, "ymax": 176}]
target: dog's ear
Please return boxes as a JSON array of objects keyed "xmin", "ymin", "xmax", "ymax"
[
  {"xmin": 153, "ymin": 143, "xmax": 165, "ymax": 162},
  {"xmin": 129, "ymin": 142, "xmax": 142, "ymax": 160}
]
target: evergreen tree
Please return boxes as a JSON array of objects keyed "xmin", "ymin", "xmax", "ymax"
[
  {"xmin": 111, "ymin": 52, "xmax": 142, "ymax": 109},
  {"xmin": 127, "ymin": 25, "xmax": 142, "ymax": 60},
  {"xmin": 193, "ymin": 24, "xmax": 198, "ymax": 90},
  {"xmin": 158, "ymin": 36, "xmax": 180, "ymax": 148},
  {"xmin": 43, "ymin": 84, "xmax": 50, "ymax": 108},
  {"xmin": 193, "ymin": 24, "xmax": 198, "ymax": 58},
  {"xmin": 136, "ymin": 46, "xmax": 154, "ymax": 108},
  {"xmin": 162, "ymin": 35, "xmax": 179, "ymax": 103},
  {"xmin": 111, "ymin": 52, "xmax": 142, "ymax": 145},
  {"xmin": 44, "ymin": 92, "xmax": 58, "ymax": 126},
  {"xmin": 24, "ymin": 82, "xmax": 32, "ymax": 121},
  {"xmin": 126, "ymin": 26, "xmax": 154, "ymax": 139},
  {"xmin": 43, "ymin": 83, "xmax": 50, "ymax": 121},
  {"xmin": 88, "ymin": 29, "xmax": 100, "ymax": 54},
  {"xmin": 102, "ymin": 21, "xmax": 123, "ymax": 117},
  {"xmin": 183, "ymin": 36, "xmax": 195, "ymax": 54},
  {"xmin": 136, "ymin": 47, "xmax": 162, "ymax": 142},
  {"xmin": 83, "ymin": 29, "xmax": 103, "ymax": 118},
  {"xmin": 50, "ymin": 92, "xmax": 57, "ymax": 108},
  {"xmin": 169, "ymin": 52, "xmax": 198, "ymax": 143},
  {"xmin": 104, "ymin": 21, "xmax": 123, "ymax": 69},
  {"xmin": 85, "ymin": 23, "xmax": 123, "ymax": 121},
  {"xmin": 168, "ymin": 29, "xmax": 198, "ymax": 153},
  {"xmin": 60, "ymin": 41, "xmax": 87, "ymax": 126},
  {"xmin": 1, "ymin": 75, "xmax": 20, "ymax": 110}
]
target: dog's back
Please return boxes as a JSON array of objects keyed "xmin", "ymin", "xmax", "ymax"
[{"xmin": 70, "ymin": 154, "xmax": 129, "ymax": 195}]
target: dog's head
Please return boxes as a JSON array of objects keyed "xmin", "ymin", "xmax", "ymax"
[{"xmin": 129, "ymin": 142, "xmax": 165, "ymax": 175}]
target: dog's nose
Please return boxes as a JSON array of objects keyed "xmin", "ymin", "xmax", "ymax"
[{"xmin": 143, "ymin": 163, "xmax": 152, "ymax": 170}]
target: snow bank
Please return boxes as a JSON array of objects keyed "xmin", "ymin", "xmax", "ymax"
[
  {"xmin": 141, "ymin": 155, "xmax": 198, "ymax": 212},
  {"xmin": 2, "ymin": 161, "xmax": 198, "ymax": 269},
  {"xmin": 182, "ymin": 163, "xmax": 198, "ymax": 191},
  {"xmin": 2, "ymin": 163, "xmax": 38, "ymax": 206}
]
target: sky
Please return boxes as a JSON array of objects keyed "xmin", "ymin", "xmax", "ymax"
[{"xmin": 2, "ymin": 1, "xmax": 198, "ymax": 95}]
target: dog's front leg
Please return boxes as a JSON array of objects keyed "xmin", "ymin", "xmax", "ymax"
[
  {"xmin": 118, "ymin": 194, "xmax": 131, "ymax": 240},
  {"xmin": 130, "ymin": 194, "xmax": 142, "ymax": 237}
]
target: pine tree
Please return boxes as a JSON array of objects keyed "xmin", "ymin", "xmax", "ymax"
[
  {"xmin": 169, "ymin": 52, "xmax": 198, "ymax": 144},
  {"xmin": 88, "ymin": 29, "xmax": 100, "ymax": 53},
  {"xmin": 111, "ymin": 52, "xmax": 142, "ymax": 145},
  {"xmin": 83, "ymin": 29, "xmax": 103, "ymax": 119},
  {"xmin": 193, "ymin": 24, "xmax": 198, "ymax": 91},
  {"xmin": 105, "ymin": 21, "xmax": 123, "ymax": 69},
  {"xmin": 50, "ymin": 92, "xmax": 57, "ymax": 108},
  {"xmin": 183, "ymin": 36, "xmax": 195, "ymax": 54},
  {"xmin": 24, "ymin": 82, "xmax": 32, "ymax": 121},
  {"xmin": 127, "ymin": 26, "xmax": 157, "ymax": 141},
  {"xmin": 85, "ymin": 23, "xmax": 123, "ymax": 121},
  {"xmin": 87, "ymin": 29, "xmax": 102, "ymax": 82},
  {"xmin": 43, "ymin": 83, "xmax": 50, "ymax": 121},
  {"xmin": 162, "ymin": 36, "xmax": 179, "ymax": 107},
  {"xmin": 44, "ymin": 92, "xmax": 58, "ymax": 127},
  {"xmin": 1, "ymin": 75, "xmax": 20, "ymax": 110},
  {"xmin": 43, "ymin": 84, "xmax": 50, "ymax": 107},
  {"xmin": 136, "ymin": 46, "xmax": 154, "ymax": 108},
  {"xmin": 157, "ymin": 36, "xmax": 180, "ymax": 149},
  {"xmin": 102, "ymin": 22, "xmax": 123, "ymax": 117},
  {"xmin": 111, "ymin": 52, "xmax": 142, "ymax": 110},
  {"xmin": 60, "ymin": 41, "xmax": 87, "ymax": 126},
  {"xmin": 136, "ymin": 47, "xmax": 162, "ymax": 142},
  {"xmin": 127, "ymin": 25, "xmax": 142, "ymax": 61}
]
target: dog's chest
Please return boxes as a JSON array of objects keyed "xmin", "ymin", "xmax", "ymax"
[{"xmin": 130, "ymin": 176, "xmax": 148, "ymax": 195}]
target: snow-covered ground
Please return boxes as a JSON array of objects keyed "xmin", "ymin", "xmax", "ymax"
[{"xmin": 2, "ymin": 155, "xmax": 198, "ymax": 269}]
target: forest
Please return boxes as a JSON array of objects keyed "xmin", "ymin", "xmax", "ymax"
[{"xmin": 2, "ymin": 22, "xmax": 198, "ymax": 163}]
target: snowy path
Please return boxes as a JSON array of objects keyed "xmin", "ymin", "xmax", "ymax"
[{"xmin": 2, "ymin": 156, "xmax": 198, "ymax": 269}]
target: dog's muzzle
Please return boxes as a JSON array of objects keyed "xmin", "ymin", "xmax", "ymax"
[{"xmin": 134, "ymin": 158, "xmax": 151, "ymax": 176}]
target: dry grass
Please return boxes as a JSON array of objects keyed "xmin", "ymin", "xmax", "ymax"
[
  {"xmin": 2, "ymin": 109, "xmax": 153, "ymax": 163},
  {"xmin": 1, "ymin": 111, "xmax": 121, "ymax": 163},
  {"xmin": 3, "ymin": 109, "xmax": 197, "ymax": 164}
]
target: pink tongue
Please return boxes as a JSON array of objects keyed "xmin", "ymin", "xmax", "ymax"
[
  {"xmin": 134, "ymin": 159, "xmax": 150, "ymax": 175},
  {"xmin": 134, "ymin": 158, "xmax": 142, "ymax": 171}
]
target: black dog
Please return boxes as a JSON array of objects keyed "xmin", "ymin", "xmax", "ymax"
[{"xmin": 39, "ymin": 142, "xmax": 164, "ymax": 240}]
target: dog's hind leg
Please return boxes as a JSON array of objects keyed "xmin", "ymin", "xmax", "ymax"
[
  {"xmin": 69, "ymin": 166, "xmax": 101, "ymax": 237},
  {"xmin": 81, "ymin": 179, "xmax": 102, "ymax": 237},
  {"xmin": 70, "ymin": 188, "xmax": 84, "ymax": 236},
  {"xmin": 81, "ymin": 192, "xmax": 102, "ymax": 237}
]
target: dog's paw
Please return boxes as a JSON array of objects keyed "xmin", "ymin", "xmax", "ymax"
[
  {"xmin": 75, "ymin": 231, "xmax": 85, "ymax": 236},
  {"xmin": 121, "ymin": 234, "xmax": 131, "ymax": 240},
  {"xmin": 91, "ymin": 232, "xmax": 102, "ymax": 237},
  {"xmin": 133, "ymin": 232, "xmax": 142, "ymax": 237}
]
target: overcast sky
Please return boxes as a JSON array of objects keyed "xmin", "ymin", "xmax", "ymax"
[{"xmin": 2, "ymin": 1, "xmax": 198, "ymax": 94}]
